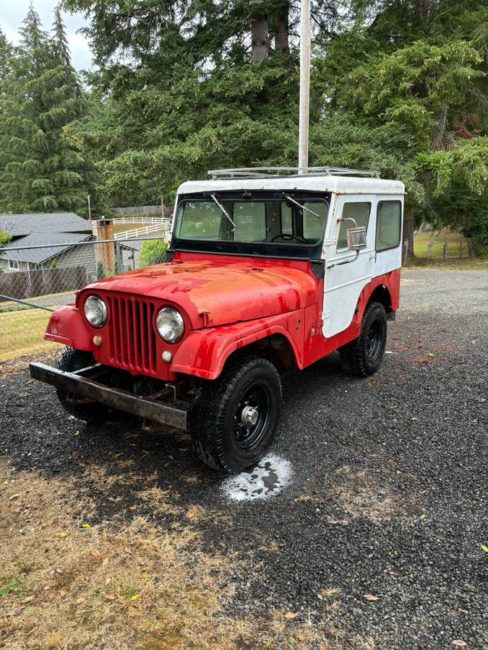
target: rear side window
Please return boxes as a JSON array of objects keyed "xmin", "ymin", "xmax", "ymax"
[
  {"xmin": 337, "ymin": 202, "xmax": 371, "ymax": 250},
  {"xmin": 376, "ymin": 201, "xmax": 402, "ymax": 251}
]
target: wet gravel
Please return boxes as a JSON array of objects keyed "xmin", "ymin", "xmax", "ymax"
[{"xmin": 1, "ymin": 269, "xmax": 487, "ymax": 649}]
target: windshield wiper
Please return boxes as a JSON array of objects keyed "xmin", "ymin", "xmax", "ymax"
[
  {"xmin": 210, "ymin": 193, "xmax": 235, "ymax": 228},
  {"xmin": 284, "ymin": 195, "xmax": 322, "ymax": 219}
]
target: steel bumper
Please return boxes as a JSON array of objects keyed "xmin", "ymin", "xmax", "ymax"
[{"xmin": 29, "ymin": 362, "xmax": 187, "ymax": 430}]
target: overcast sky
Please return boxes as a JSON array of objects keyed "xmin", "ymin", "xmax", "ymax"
[{"xmin": 0, "ymin": 0, "xmax": 92, "ymax": 70}]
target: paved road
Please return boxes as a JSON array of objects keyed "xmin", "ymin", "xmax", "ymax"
[{"xmin": 1, "ymin": 270, "xmax": 487, "ymax": 649}]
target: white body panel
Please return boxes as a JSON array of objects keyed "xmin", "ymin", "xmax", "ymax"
[
  {"xmin": 322, "ymin": 193, "xmax": 404, "ymax": 338},
  {"xmin": 178, "ymin": 176, "xmax": 404, "ymax": 197}
]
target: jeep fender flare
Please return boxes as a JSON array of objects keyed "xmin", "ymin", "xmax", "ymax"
[
  {"xmin": 171, "ymin": 312, "xmax": 303, "ymax": 380},
  {"xmin": 353, "ymin": 270, "xmax": 400, "ymax": 329},
  {"xmin": 44, "ymin": 305, "xmax": 92, "ymax": 350}
]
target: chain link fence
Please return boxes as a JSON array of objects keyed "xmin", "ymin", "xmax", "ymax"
[{"xmin": 0, "ymin": 236, "xmax": 168, "ymax": 362}]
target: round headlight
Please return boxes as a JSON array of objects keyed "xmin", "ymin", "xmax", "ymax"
[
  {"xmin": 156, "ymin": 307, "xmax": 184, "ymax": 343},
  {"xmin": 84, "ymin": 295, "xmax": 107, "ymax": 328}
]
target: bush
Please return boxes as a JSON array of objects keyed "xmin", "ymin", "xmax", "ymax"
[
  {"xmin": 462, "ymin": 209, "xmax": 488, "ymax": 258},
  {"xmin": 140, "ymin": 240, "xmax": 167, "ymax": 267},
  {"xmin": 97, "ymin": 261, "xmax": 106, "ymax": 279},
  {"xmin": 0, "ymin": 230, "xmax": 12, "ymax": 246}
]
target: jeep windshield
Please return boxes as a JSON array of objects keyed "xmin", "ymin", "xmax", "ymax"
[{"xmin": 172, "ymin": 191, "xmax": 329, "ymax": 259}]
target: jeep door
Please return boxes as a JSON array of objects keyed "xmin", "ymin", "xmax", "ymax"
[{"xmin": 322, "ymin": 194, "xmax": 376, "ymax": 338}]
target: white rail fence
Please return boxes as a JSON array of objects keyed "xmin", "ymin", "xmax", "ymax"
[
  {"xmin": 114, "ymin": 221, "xmax": 172, "ymax": 241},
  {"xmin": 112, "ymin": 216, "xmax": 168, "ymax": 225}
]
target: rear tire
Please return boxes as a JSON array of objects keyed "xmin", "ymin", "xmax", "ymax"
[
  {"xmin": 339, "ymin": 301, "xmax": 388, "ymax": 377},
  {"xmin": 56, "ymin": 347, "xmax": 113, "ymax": 423},
  {"xmin": 190, "ymin": 356, "xmax": 282, "ymax": 473}
]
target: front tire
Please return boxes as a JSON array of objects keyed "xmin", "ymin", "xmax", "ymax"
[
  {"xmin": 190, "ymin": 357, "xmax": 282, "ymax": 473},
  {"xmin": 339, "ymin": 301, "xmax": 388, "ymax": 377},
  {"xmin": 56, "ymin": 347, "xmax": 113, "ymax": 423}
]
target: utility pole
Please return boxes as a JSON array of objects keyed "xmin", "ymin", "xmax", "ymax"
[
  {"xmin": 87, "ymin": 194, "xmax": 92, "ymax": 221},
  {"xmin": 298, "ymin": 0, "xmax": 311, "ymax": 174}
]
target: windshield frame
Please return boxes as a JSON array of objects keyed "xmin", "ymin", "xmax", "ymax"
[{"xmin": 170, "ymin": 190, "xmax": 330, "ymax": 260}]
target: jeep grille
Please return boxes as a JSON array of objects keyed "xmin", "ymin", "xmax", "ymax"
[{"xmin": 106, "ymin": 294, "xmax": 158, "ymax": 375}]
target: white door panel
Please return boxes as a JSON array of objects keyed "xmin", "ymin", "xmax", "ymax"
[
  {"xmin": 374, "ymin": 247, "xmax": 401, "ymax": 275},
  {"xmin": 322, "ymin": 195, "xmax": 376, "ymax": 338},
  {"xmin": 323, "ymin": 271, "xmax": 371, "ymax": 336},
  {"xmin": 322, "ymin": 194, "xmax": 403, "ymax": 339}
]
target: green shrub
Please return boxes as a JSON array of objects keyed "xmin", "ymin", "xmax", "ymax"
[
  {"xmin": 0, "ymin": 230, "xmax": 12, "ymax": 246},
  {"xmin": 97, "ymin": 261, "xmax": 106, "ymax": 279},
  {"xmin": 462, "ymin": 210, "xmax": 488, "ymax": 258},
  {"xmin": 140, "ymin": 240, "xmax": 167, "ymax": 267}
]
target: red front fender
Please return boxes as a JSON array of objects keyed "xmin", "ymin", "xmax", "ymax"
[
  {"xmin": 44, "ymin": 305, "xmax": 92, "ymax": 350},
  {"xmin": 171, "ymin": 312, "xmax": 304, "ymax": 380}
]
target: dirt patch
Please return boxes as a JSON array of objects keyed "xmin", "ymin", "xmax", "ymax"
[
  {"xmin": 0, "ymin": 459, "xmax": 232, "ymax": 649},
  {"xmin": 0, "ymin": 460, "xmax": 371, "ymax": 649},
  {"xmin": 328, "ymin": 465, "xmax": 420, "ymax": 524}
]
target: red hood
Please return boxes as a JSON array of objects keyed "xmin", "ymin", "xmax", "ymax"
[{"xmin": 81, "ymin": 259, "xmax": 318, "ymax": 328}]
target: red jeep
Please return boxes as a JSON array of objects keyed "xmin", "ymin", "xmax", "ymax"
[{"xmin": 30, "ymin": 167, "xmax": 404, "ymax": 473}]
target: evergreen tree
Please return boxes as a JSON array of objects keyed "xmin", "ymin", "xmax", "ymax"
[
  {"xmin": 66, "ymin": 0, "xmax": 488, "ymax": 254},
  {"xmin": 63, "ymin": 1, "xmax": 339, "ymax": 206},
  {"xmin": 312, "ymin": 0, "xmax": 488, "ymax": 256},
  {"xmin": 0, "ymin": 6, "xmax": 94, "ymax": 213}
]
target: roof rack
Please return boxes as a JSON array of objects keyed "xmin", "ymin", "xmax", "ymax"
[{"xmin": 208, "ymin": 166, "xmax": 380, "ymax": 179}]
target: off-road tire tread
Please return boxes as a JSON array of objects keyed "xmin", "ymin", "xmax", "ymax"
[
  {"xmin": 339, "ymin": 301, "xmax": 387, "ymax": 377},
  {"xmin": 190, "ymin": 356, "xmax": 281, "ymax": 473},
  {"xmin": 56, "ymin": 347, "xmax": 112, "ymax": 423}
]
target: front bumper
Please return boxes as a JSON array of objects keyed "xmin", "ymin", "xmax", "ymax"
[{"xmin": 29, "ymin": 362, "xmax": 187, "ymax": 430}]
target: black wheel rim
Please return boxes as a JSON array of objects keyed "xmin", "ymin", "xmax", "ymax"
[
  {"xmin": 233, "ymin": 384, "xmax": 271, "ymax": 451},
  {"xmin": 366, "ymin": 319, "xmax": 384, "ymax": 362}
]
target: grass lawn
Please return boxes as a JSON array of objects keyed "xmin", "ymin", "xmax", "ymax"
[
  {"xmin": 414, "ymin": 229, "xmax": 468, "ymax": 258},
  {"xmin": 111, "ymin": 222, "xmax": 144, "ymax": 234},
  {"xmin": 0, "ymin": 462, "xmax": 326, "ymax": 648},
  {"xmin": 0, "ymin": 308, "xmax": 55, "ymax": 362}
]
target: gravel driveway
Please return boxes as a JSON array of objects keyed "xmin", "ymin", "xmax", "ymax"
[{"xmin": 1, "ymin": 269, "xmax": 487, "ymax": 649}]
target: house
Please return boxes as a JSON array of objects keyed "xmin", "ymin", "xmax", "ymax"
[{"xmin": 0, "ymin": 212, "xmax": 95, "ymax": 274}]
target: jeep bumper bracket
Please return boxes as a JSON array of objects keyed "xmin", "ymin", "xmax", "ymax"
[{"xmin": 29, "ymin": 362, "xmax": 187, "ymax": 430}]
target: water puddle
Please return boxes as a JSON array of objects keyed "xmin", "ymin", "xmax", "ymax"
[{"xmin": 221, "ymin": 453, "xmax": 293, "ymax": 502}]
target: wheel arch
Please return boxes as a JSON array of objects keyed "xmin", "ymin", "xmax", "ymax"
[
  {"xmin": 222, "ymin": 333, "xmax": 298, "ymax": 373},
  {"xmin": 171, "ymin": 320, "xmax": 301, "ymax": 380},
  {"xmin": 368, "ymin": 283, "xmax": 393, "ymax": 313}
]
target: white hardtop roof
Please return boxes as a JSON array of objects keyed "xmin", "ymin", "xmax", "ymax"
[{"xmin": 178, "ymin": 175, "xmax": 404, "ymax": 196}]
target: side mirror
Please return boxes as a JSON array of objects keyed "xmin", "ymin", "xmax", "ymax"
[{"xmin": 347, "ymin": 226, "xmax": 367, "ymax": 251}]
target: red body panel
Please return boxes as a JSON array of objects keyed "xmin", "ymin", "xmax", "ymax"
[
  {"xmin": 44, "ymin": 250, "xmax": 401, "ymax": 380},
  {"xmin": 83, "ymin": 254, "xmax": 318, "ymax": 328},
  {"xmin": 45, "ymin": 305, "xmax": 92, "ymax": 350}
]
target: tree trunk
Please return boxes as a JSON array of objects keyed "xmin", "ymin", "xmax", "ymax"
[
  {"xmin": 250, "ymin": 0, "xmax": 269, "ymax": 61},
  {"xmin": 274, "ymin": 2, "xmax": 289, "ymax": 54},
  {"xmin": 403, "ymin": 208, "xmax": 416, "ymax": 263}
]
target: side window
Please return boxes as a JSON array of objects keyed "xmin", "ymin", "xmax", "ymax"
[
  {"xmin": 337, "ymin": 202, "xmax": 371, "ymax": 250},
  {"xmin": 303, "ymin": 202, "xmax": 327, "ymax": 240},
  {"xmin": 233, "ymin": 202, "xmax": 266, "ymax": 241},
  {"xmin": 376, "ymin": 201, "xmax": 402, "ymax": 251}
]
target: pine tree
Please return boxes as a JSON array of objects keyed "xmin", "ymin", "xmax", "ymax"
[{"xmin": 0, "ymin": 6, "xmax": 92, "ymax": 213}]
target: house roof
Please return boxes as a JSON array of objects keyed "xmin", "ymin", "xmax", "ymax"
[{"xmin": 0, "ymin": 212, "xmax": 93, "ymax": 264}]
